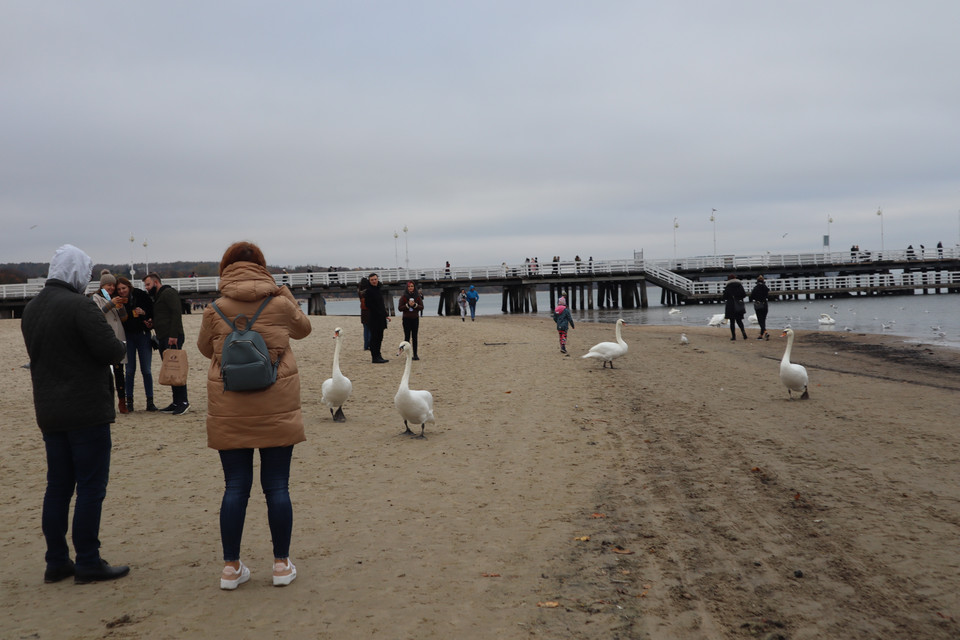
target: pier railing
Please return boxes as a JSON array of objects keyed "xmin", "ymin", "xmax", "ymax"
[{"xmin": 2, "ymin": 247, "xmax": 958, "ymax": 302}]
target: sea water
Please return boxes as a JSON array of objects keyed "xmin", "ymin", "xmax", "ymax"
[{"xmin": 311, "ymin": 288, "xmax": 959, "ymax": 348}]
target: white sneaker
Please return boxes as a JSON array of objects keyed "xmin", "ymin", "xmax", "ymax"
[
  {"xmin": 220, "ymin": 561, "xmax": 250, "ymax": 590},
  {"xmin": 273, "ymin": 559, "xmax": 296, "ymax": 586}
]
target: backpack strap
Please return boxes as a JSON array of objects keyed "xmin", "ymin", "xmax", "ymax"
[
  {"xmin": 211, "ymin": 296, "xmax": 273, "ymax": 332},
  {"xmin": 246, "ymin": 296, "xmax": 273, "ymax": 330}
]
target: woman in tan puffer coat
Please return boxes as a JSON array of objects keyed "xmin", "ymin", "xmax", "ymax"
[{"xmin": 197, "ymin": 241, "xmax": 312, "ymax": 591}]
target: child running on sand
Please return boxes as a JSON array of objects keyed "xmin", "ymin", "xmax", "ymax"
[{"xmin": 553, "ymin": 296, "xmax": 575, "ymax": 354}]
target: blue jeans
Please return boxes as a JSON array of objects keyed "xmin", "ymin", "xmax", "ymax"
[
  {"xmin": 42, "ymin": 424, "xmax": 112, "ymax": 569},
  {"xmin": 468, "ymin": 301, "xmax": 477, "ymax": 319},
  {"xmin": 158, "ymin": 336, "xmax": 188, "ymax": 405},
  {"xmin": 124, "ymin": 332, "xmax": 154, "ymax": 400},
  {"xmin": 218, "ymin": 446, "xmax": 294, "ymax": 561},
  {"xmin": 363, "ymin": 323, "xmax": 371, "ymax": 350}
]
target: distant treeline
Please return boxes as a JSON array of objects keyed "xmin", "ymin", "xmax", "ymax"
[{"xmin": 0, "ymin": 262, "xmax": 357, "ymax": 285}]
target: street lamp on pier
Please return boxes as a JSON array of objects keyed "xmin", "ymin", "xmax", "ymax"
[
  {"xmin": 393, "ymin": 230, "xmax": 399, "ymax": 269},
  {"xmin": 403, "ymin": 225, "xmax": 409, "ymax": 271},
  {"xmin": 143, "ymin": 239, "xmax": 149, "ymax": 275},
  {"xmin": 673, "ymin": 217, "xmax": 679, "ymax": 263},
  {"xmin": 876, "ymin": 207, "xmax": 884, "ymax": 253},
  {"xmin": 129, "ymin": 233, "xmax": 136, "ymax": 279},
  {"xmin": 826, "ymin": 216, "xmax": 833, "ymax": 252},
  {"xmin": 710, "ymin": 209, "xmax": 717, "ymax": 256}
]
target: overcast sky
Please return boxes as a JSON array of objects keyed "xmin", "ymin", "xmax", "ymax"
[{"xmin": 3, "ymin": 1, "xmax": 959, "ymax": 272}]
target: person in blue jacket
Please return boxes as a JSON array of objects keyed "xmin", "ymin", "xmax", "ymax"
[
  {"xmin": 465, "ymin": 285, "xmax": 480, "ymax": 321},
  {"xmin": 552, "ymin": 296, "xmax": 575, "ymax": 354}
]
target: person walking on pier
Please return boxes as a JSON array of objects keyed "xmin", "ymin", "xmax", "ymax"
[
  {"xmin": 722, "ymin": 274, "xmax": 748, "ymax": 341},
  {"xmin": 749, "ymin": 275, "xmax": 770, "ymax": 340}
]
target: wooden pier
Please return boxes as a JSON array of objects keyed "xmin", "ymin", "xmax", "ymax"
[{"xmin": 2, "ymin": 249, "xmax": 958, "ymax": 318}]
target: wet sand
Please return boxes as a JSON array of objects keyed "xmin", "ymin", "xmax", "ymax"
[{"xmin": 2, "ymin": 314, "xmax": 959, "ymax": 639}]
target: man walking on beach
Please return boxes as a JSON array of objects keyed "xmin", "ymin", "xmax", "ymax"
[
  {"xmin": 21, "ymin": 244, "xmax": 131, "ymax": 584},
  {"xmin": 363, "ymin": 273, "xmax": 390, "ymax": 363},
  {"xmin": 143, "ymin": 272, "xmax": 190, "ymax": 414}
]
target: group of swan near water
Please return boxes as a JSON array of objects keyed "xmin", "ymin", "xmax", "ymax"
[{"xmin": 320, "ymin": 320, "xmax": 632, "ymax": 438}]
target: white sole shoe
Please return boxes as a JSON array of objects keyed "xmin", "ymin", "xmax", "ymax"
[
  {"xmin": 273, "ymin": 559, "xmax": 296, "ymax": 586},
  {"xmin": 220, "ymin": 561, "xmax": 250, "ymax": 590}
]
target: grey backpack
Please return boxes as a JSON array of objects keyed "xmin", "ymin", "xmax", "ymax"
[{"xmin": 211, "ymin": 297, "xmax": 278, "ymax": 392}]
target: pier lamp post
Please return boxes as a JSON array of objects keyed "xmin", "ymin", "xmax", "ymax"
[
  {"xmin": 876, "ymin": 207, "xmax": 884, "ymax": 254},
  {"xmin": 393, "ymin": 230, "xmax": 399, "ymax": 269},
  {"xmin": 403, "ymin": 225, "xmax": 409, "ymax": 271},
  {"xmin": 129, "ymin": 233, "xmax": 136, "ymax": 280},
  {"xmin": 143, "ymin": 239, "xmax": 149, "ymax": 275},
  {"xmin": 673, "ymin": 217, "xmax": 679, "ymax": 263},
  {"xmin": 826, "ymin": 216, "xmax": 833, "ymax": 252},
  {"xmin": 710, "ymin": 209, "xmax": 717, "ymax": 256}
]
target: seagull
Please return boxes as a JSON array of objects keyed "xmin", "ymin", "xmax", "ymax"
[{"xmin": 680, "ymin": 333, "xmax": 689, "ymax": 345}]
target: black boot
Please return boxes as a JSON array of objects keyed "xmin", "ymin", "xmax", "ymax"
[
  {"xmin": 145, "ymin": 398, "xmax": 158, "ymax": 412},
  {"xmin": 126, "ymin": 397, "xmax": 134, "ymax": 412}
]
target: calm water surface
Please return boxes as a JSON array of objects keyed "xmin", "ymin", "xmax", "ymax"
[{"xmin": 313, "ymin": 288, "xmax": 960, "ymax": 348}]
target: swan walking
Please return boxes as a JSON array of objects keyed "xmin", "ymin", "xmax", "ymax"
[
  {"xmin": 582, "ymin": 319, "xmax": 628, "ymax": 368},
  {"xmin": 321, "ymin": 327, "xmax": 352, "ymax": 422},
  {"xmin": 395, "ymin": 341, "xmax": 434, "ymax": 438},
  {"xmin": 780, "ymin": 328, "xmax": 809, "ymax": 399}
]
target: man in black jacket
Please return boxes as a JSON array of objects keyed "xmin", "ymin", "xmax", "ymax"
[
  {"xmin": 21, "ymin": 244, "xmax": 131, "ymax": 584},
  {"xmin": 364, "ymin": 273, "xmax": 390, "ymax": 363},
  {"xmin": 143, "ymin": 272, "xmax": 189, "ymax": 415}
]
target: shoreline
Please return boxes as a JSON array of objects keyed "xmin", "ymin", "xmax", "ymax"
[{"xmin": 2, "ymin": 315, "xmax": 958, "ymax": 638}]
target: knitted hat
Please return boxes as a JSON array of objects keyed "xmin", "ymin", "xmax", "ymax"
[
  {"xmin": 99, "ymin": 269, "xmax": 117, "ymax": 287},
  {"xmin": 558, "ymin": 296, "xmax": 566, "ymax": 306}
]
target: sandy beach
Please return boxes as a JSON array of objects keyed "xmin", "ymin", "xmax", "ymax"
[{"xmin": 2, "ymin": 312, "xmax": 959, "ymax": 639}]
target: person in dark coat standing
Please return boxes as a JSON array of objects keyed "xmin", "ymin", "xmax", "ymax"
[
  {"xmin": 749, "ymin": 275, "xmax": 770, "ymax": 340},
  {"xmin": 143, "ymin": 272, "xmax": 189, "ymax": 414},
  {"xmin": 21, "ymin": 244, "xmax": 130, "ymax": 585},
  {"xmin": 398, "ymin": 280, "xmax": 424, "ymax": 360},
  {"xmin": 364, "ymin": 273, "xmax": 390, "ymax": 363},
  {"xmin": 722, "ymin": 274, "xmax": 748, "ymax": 341}
]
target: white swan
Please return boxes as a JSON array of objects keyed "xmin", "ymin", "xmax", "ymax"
[
  {"xmin": 679, "ymin": 333, "xmax": 689, "ymax": 345},
  {"xmin": 708, "ymin": 313, "xmax": 728, "ymax": 327},
  {"xmin": 818, "ymin": 313, "xmax": 835, "ymax": 325},
  {"xmin": 582, "ymin": 319, "xmax": 628, "ymax": 368},
  {"xmin": 321, "ymin": 327, "xmax": 352, "ymax": 422},
  {"xmin": 748, "ymin": 314, "xmax": 758, "ymax": 325},
  {"xmin": 395, "ymin": 341, "xmax": 435, "ymax": 437},
  {"xmin": 780, "ymin": 328, "xmax": 809, "ymax": 399},
  {"xmin": 668, "ymin": 308, "xmax": 681, "ymax": 315}
]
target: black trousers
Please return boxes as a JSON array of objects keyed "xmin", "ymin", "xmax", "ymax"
[
  {"xmin": 402, "ymin": 316, "xmax": 419, "ymax": 356},
  {"xmin": 369, "ymin": 323, "xmax": 385, "ymax": 361}
]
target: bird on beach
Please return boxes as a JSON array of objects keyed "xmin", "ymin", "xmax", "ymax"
[
  {"xmin": 708, "ymin": 313, "xmax": 727, "ymax": 327},
  {"xmin": 582, "ymin": 318, "xmax": 628, "ymax": 368},
  {"xmin": 680, "ymin": 333, "xmax": 689, "ymax": 345},
  {"xmin": 321, "ymin": 327, "xmax": 352, "ymax": 422},
  {"xmin": 779, "ymin": 328, "xmax": 809, "ymax": 399},
  {"xmin": 395, "ymin": 341, "xmax": 434, "ymax": 438},
  {"xmin": 818, "ymin": 313, "xmax": 836, "ymax": 325}
]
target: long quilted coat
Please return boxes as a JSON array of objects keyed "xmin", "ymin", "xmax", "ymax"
[{"xmin": 197, "ymin": 262, "xmax": 312, "ymax": 450}]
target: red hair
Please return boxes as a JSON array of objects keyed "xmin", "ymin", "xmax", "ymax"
[{"xmin": 219, "ymin": 241, "xmax": 266, "ymax": 275}]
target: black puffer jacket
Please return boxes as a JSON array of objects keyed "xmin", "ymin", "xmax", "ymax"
[{"xmin": 22, "ymin": 279, "xmax": 126, "ymax": 433}]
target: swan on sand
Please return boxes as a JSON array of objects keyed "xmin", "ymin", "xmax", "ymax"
[
  {"xmin": 321, "ymin": 327, "xmax": 352, "ymax": 422},
  {"xmin": 582, "ymin": 318, "xmax": 628, "ymax": 368},
  {"xmin": 780, "ymin": 328, "xmax": 809, "ymax": 399},
  {"xmin": 395, "ymin": 341, "xmax": 435, "ymax": 438}
]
